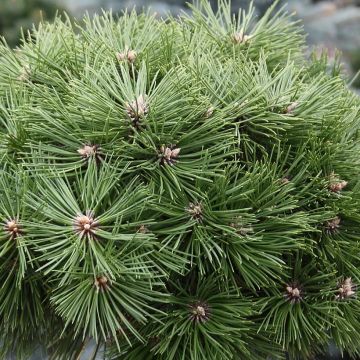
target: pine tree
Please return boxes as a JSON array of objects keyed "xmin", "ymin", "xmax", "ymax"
[{"xmin": 0, "ymin": 1, "xmax": 360, "ymax": 359}]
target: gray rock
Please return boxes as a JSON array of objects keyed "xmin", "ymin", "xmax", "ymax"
[
  {"xmin": 334, "ymin": 7, "xmax": 360, "ymax": 52},
  {"xmin": 290, "ymin": 0, "xmax": 360, "ymax": 52},
  {"xmin": 48, "ymin": 0, "xmax": 286, "ymax": 17},
  {"xmin": 120, "ymin": 0, "xmax": 185, "ymax": 16}
]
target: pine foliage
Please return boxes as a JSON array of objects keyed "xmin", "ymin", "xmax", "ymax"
[{"xmin": 0, "ymin": 1, "xmax": 360, "ymax": 359}]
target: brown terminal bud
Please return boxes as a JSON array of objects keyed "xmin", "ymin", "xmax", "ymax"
[
  {"xmin": 77, "ymin": 144, "xmax": 102, "ymax": 164},
  {"xmin": 116, "ymin": 47, "xmax": 137, "ymax": 63},
  {"xmin": 186, "ymin": 202, "xmax": 203, "ymax": 222},
  {"xmin": 73, "ymin": 210, "xmax": 99, "ymax": 240},
  {"xmin": 285, "ymin": 282, "xmax": 303, "ymax": 303},
  {"xmin": 126, "ymin": 95, "xmax": 149, "ymax": 129},
  {"xmin": 159, "ymin": 145, "xmax": 181, "ymax": 166},
  {"xmin": 286, "ymin": 102, "xmax": 299, "ymax": 114},
  {"xmin": 126, "ymin": 50, "xmax": 137, "ymax": 63},
  {"xmin": 205, "ymin": 106, "xmax": 214, "ymax": 118},
  {"xmin": 229, "ymin": 220, "xmax": 254, "ymax": 236},
  {"xmin": 232, "ymin": 30, "xmax": 252, "ymax": 44},
  {"xmin": 325, "ymin": 216, "xmax": 341, "ymax": 235},
  {"xmin": 4, "ymin": 218, "xmax": 23, "ymax": 239},
  {"xmin": 280, "ymin": 177, "xmax": 290, "ymax": 185},
  {"xmin": 328, "ymin": 172, "xmax": 347, "ymax": 193},
  {"xmin": 138, "ymin": 224, "xmax": 149, "ymax": 234},
  {"xmin": 336, "ymin": 277, "xmax": 356, "ymax": 300},
  {"xmin": 116, "ymin": 52, "xmax": 127, "ymax": 61},
  {"xmin": 329, "ymin": 181, "xmax": 348, "ymax": 193},
  {"xmin": 189, "ymin": 301, "xmax": 210, "ymax": 323},
  {"xmin": 94, "ymin": 275, "xmax": 110, "ymax": 291}
]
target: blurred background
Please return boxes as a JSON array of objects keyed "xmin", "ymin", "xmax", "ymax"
[{"xmin": 0, "ymin": 0, "xmax": 359, "ymax": 90}]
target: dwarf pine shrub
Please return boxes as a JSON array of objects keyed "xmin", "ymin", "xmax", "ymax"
[{"xmin": 0, "ymin": 0, "xmax": 360, "ymax": 359}]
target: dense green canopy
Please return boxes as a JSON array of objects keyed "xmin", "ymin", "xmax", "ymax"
[{"xmin": 0, "ymin": 1, "xmax": 360, "ymax": 359}]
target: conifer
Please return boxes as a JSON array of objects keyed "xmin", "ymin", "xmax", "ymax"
[{"xmin": 0, "ymin": 1, "xmax": 360, "ymax": 359}]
